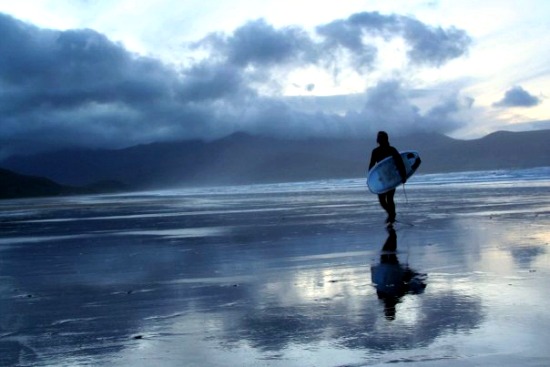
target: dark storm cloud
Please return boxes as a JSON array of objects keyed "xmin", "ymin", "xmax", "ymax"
[
  {"xmin": 401, "ymin": 18, "xmax": 471, "ymax": 66},
  {"xmin": 195, "ymin": 19, "xmax": 317, "ymax": 68},
  {"xmin": 0, "ymin": 15, "xmax": 176, "ymax": 111},
  {"xmin": 493, "ymin": 86, "xmax": 541, "ymax": 108},
  {"xmin": 316, "ymin": 16, "xmax": 382, "ymax": 71},
  {"xmin": 197, "ymin": 12, "xmax": 471, "ymax": 72},
  {"xmin": 317, "ymin": 11, "xmax": 471, "ymax": 68},
  {"xmin": 0, "ymin": 11, "xmax": 472, "ymax": 157},
  {"xmin": 178, "ymin": 61, "xmax": 250, "ymax": 102},
  {"xmin": 0, "ymin": 13, "xmax": 213, "ymax": 155}
]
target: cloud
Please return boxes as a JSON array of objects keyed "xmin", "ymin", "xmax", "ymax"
[
  {"xmin": 0, "ymin": 13, "xmax": 189, "ymax": 155},
  {"xmin": 317, "ymin": 11, "xmax": 471, "ymax": 68},
  {"xmin": 197, "ymin": 12, "xmax": 471, "ymax": 73},
  {"xmin": 0, "ymin": 11, "xmax": 473, "ymax": 158},
  {"xmin": 195, "ymin": 19, "xmax": 317, "ymax": 68},
  {"xmin": 358, "ymin": 80, "xmax": 470, "ymax": 135},
  {"xmin": 493, "ymin": 86, "xmax": 541, "ymax": 108},
  {"xmin": 178, "ymin": 61, "xmax": 250, "ymax": 102},
  {"xmin": 0, "ymin": 15, "xmax": 183, "ymax": 121}
]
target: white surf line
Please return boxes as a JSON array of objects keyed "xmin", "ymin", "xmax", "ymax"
[
  {"xmin": 159, "ymin": 274, "xmax": 254, "ymax": 285},
  {"xmin": 113, "ymin": 226, "xmax": 232, "ymax": 239},
  {"xmin": 17, "ymin": 207, "xmax": 291, "ymax": 223},
  {"xmin": 288, "ymin": 250, "xmax": 374, "ymax": 262},
  {"xmin": 0, "ymin": 234, "xmax": 93, "ymax": 245}
]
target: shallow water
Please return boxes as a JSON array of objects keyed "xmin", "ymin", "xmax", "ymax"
[{"xmin": 1, "ymin": 169, "xmax": 550, "ymax": 366}]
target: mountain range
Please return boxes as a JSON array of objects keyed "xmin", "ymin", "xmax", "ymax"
[{"xmin": 1, "ymin": 129, "xmax": 549, "ymax": 197}]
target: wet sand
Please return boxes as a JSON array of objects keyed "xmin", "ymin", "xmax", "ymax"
[{"xmin": 1, "ymin": 177, "xmax": 549, "ymax": 366}]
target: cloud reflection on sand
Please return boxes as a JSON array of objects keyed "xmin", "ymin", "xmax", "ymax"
[{"xmin": 1, "ymin": 169, "xmax": 550, "ymax": 366}]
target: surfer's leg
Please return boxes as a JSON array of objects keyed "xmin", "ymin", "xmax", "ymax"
[
  {"xmin": 378, "ymin": 194, "xmax": 389, "ymax": 213},
  {"xmin": 386, "ymin": 189, "xmax": 396, "ymax": 223},
  {"xmin": 378, "ymin": 192, "xmax": 394, "ymax": 223}
]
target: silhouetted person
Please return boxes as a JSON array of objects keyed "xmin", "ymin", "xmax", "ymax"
[
  {"xmin": 371, "ymin": 226, "xmax": 427, "ymax": 320},
  {"xmin": 368, "ymin": 131, "xmax": 407, "ymax": 224}
]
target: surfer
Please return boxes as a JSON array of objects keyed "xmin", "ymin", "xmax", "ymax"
[{"xmin": 368, "ymin": 131, "xmax": 407, "ymax": 224}]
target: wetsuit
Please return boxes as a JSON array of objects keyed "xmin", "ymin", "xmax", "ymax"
[{"xmin": 369, "ymin": 143, "xmax": 407, "ymax": 223}]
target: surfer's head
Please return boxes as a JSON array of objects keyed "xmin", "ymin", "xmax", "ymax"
[{"xmin": 377, "ymin": 131, "xmax": 389, "ymax": 146}]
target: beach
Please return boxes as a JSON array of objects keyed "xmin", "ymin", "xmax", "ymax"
[{"xmin": 1, "ymin": 169, "xmax": 550, "ymax": 366}]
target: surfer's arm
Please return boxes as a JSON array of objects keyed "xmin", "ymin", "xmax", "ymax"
[
  {"xmin": 392, "ymin": 148, "xmax": 407, "ymax": 183},
  {"xmin": 368, "ymin": 150, "xmax": 377, "ymax": 171}
]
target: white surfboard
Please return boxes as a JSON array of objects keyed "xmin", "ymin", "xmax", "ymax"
[{"xmin": 367, "ymin": 151, "xmax": 421, "ymax": 194}]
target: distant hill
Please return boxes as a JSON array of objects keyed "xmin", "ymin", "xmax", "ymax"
[
  {"xmin": 0, "ymin": 168, "xmax": 77, "ymax": 199},
  {"xmin": 0, "ymin": 168, "xmax": 128, "ymax": 200},
  {"xmin": 2, "ymin": 130, "xmax": 550, "ymax": 190},
  {"xmin": 410, "ymin": 130, "xmax": 550, "ymax": 172}
]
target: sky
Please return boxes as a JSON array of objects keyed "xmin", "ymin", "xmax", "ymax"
[{"xmin": 0, "ymin": 0, "xmax": 549, "ymax": 157}]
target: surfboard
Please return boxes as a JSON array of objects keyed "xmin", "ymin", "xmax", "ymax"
[{"xmin": 367, "ymin": 151, "xmax": 421, "ymax": 194}]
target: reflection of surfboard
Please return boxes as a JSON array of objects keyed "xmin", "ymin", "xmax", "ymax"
[{"xmin": 367, "ymin": 151, "xmax": 421, "ymax": 194}]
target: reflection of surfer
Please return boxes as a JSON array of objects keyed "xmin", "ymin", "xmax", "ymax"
[{"xmin": 371, "ymin": 226, "xmax": 427, "ymax": 320}]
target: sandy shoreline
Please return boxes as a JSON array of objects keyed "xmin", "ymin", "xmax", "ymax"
[{"xmin": 1, "ymin": 176, "xmax": 549, "ymax": 366}]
